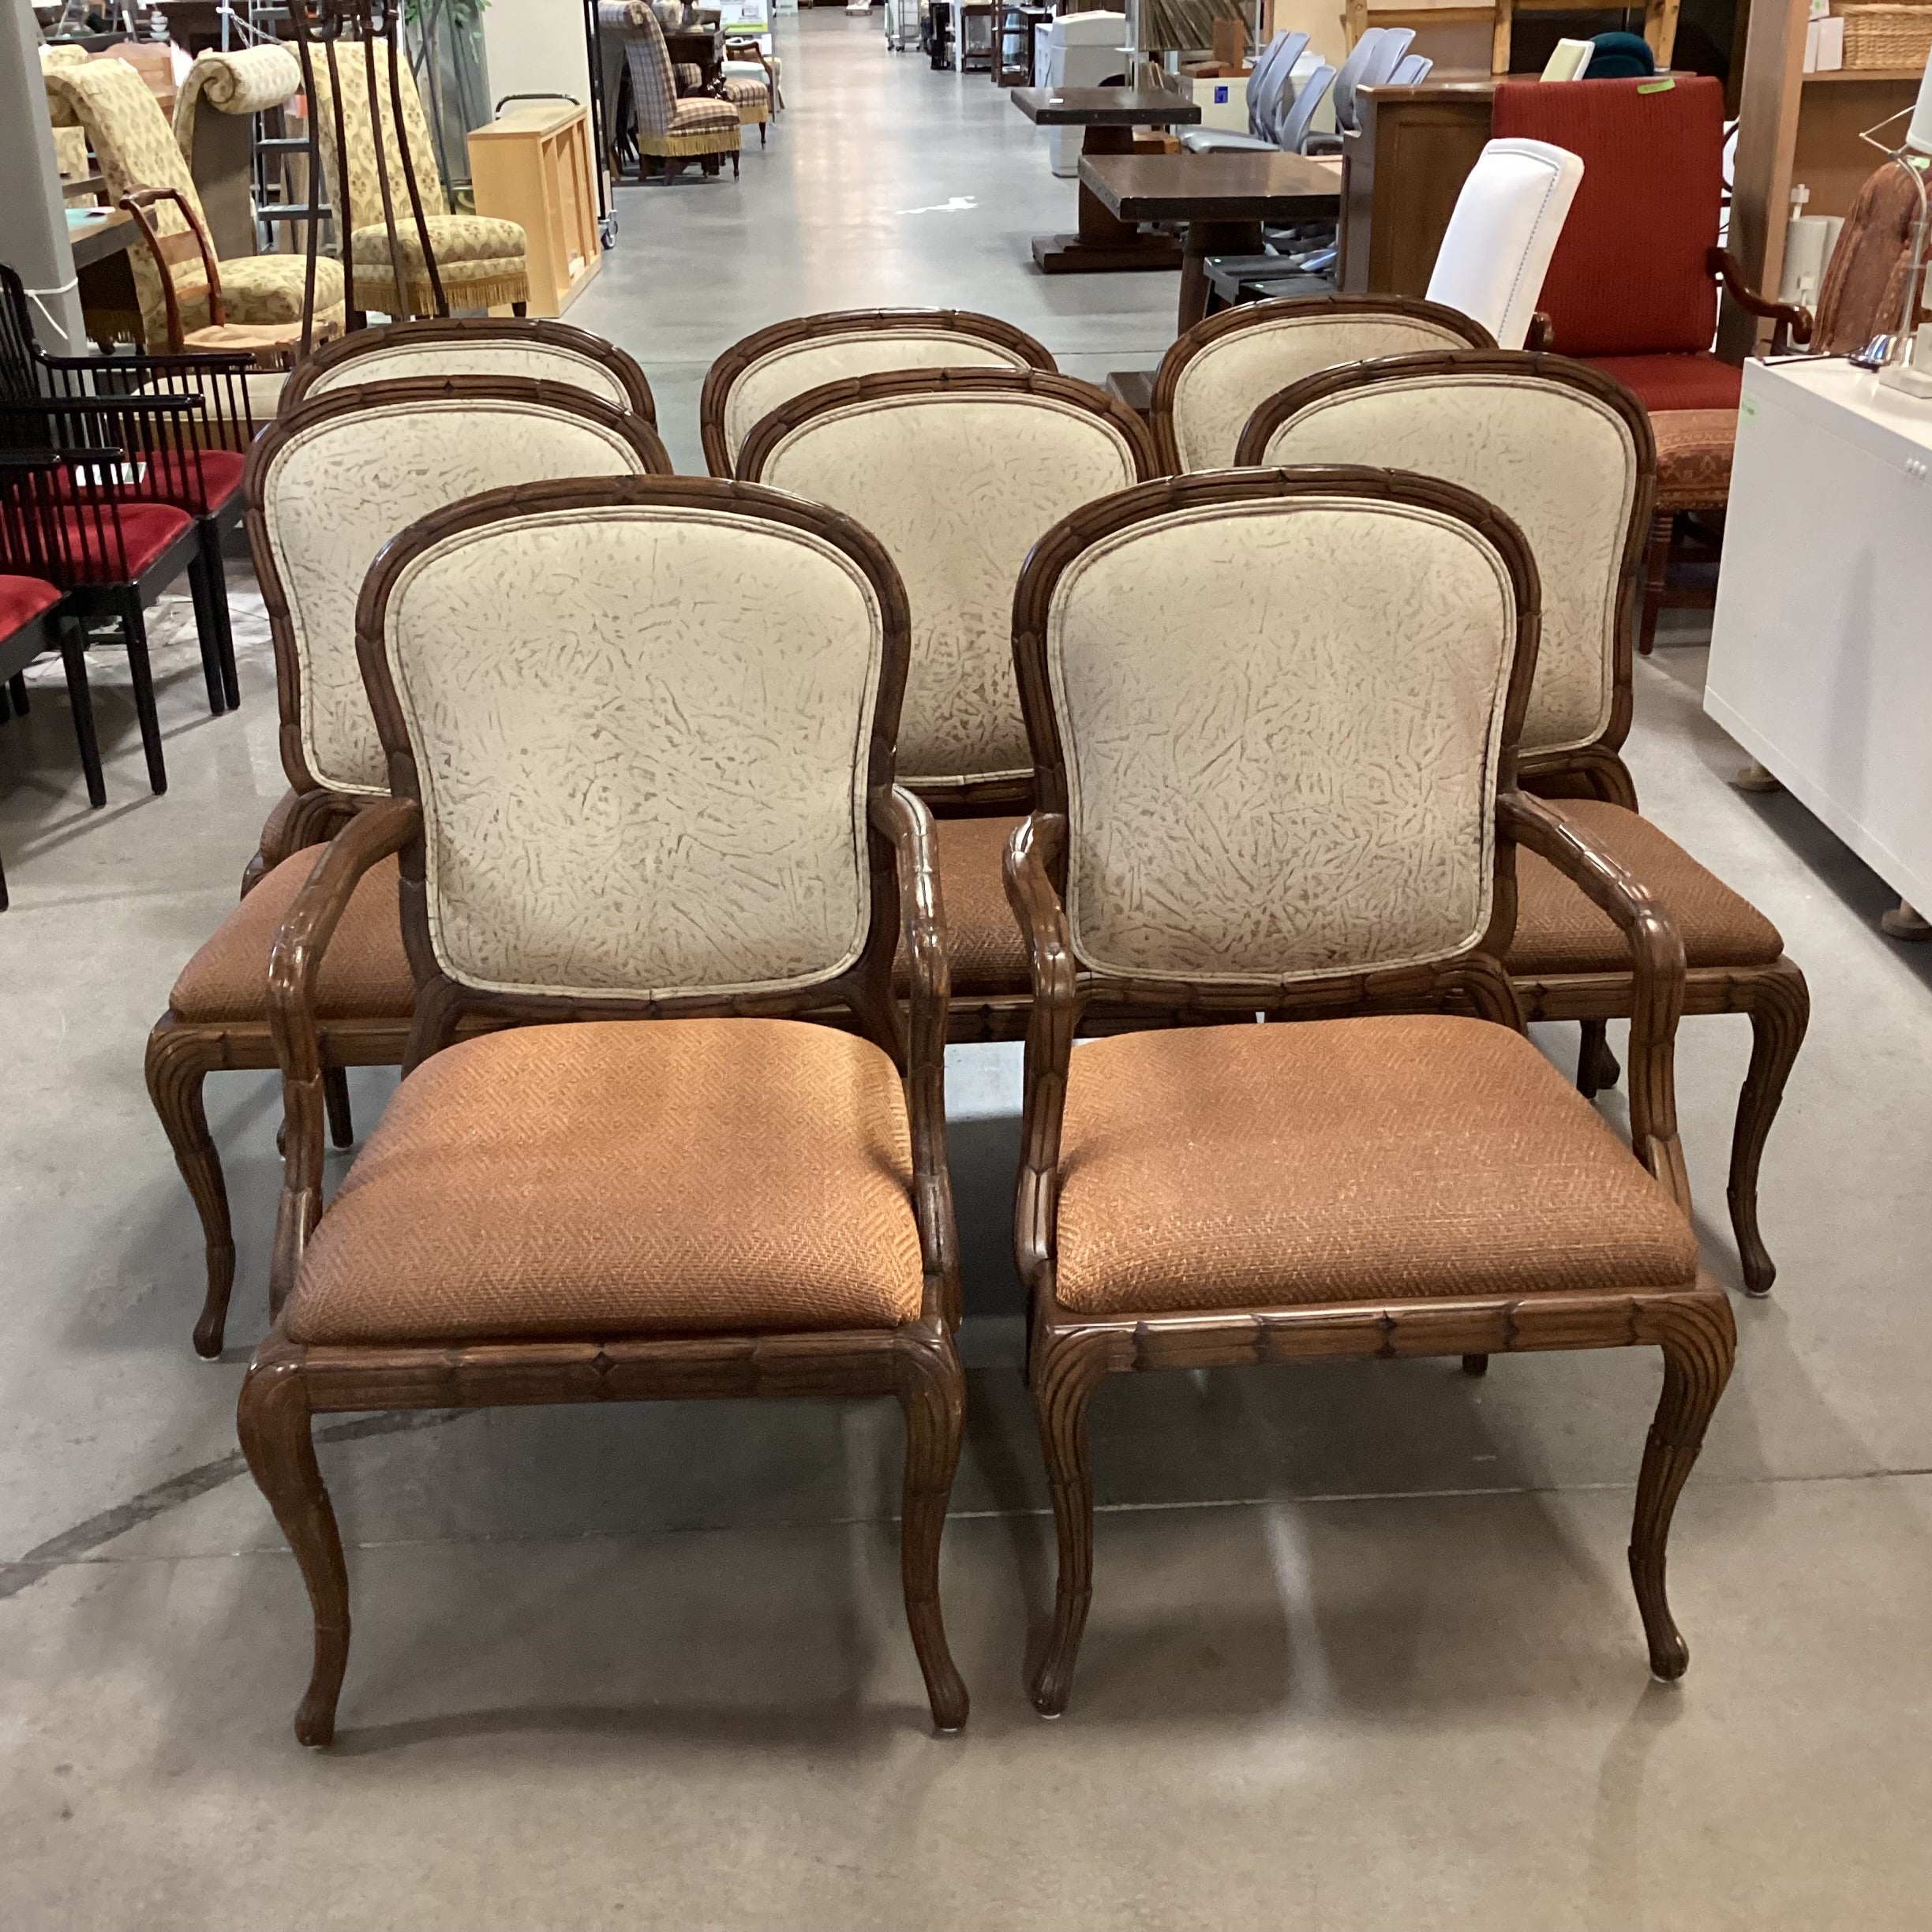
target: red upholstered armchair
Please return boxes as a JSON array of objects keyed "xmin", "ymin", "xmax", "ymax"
[{"xmin": 1492, "ymin": 76, "xmax": 1810, "ymax": 652}]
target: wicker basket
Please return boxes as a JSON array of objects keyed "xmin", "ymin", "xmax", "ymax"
[{"xmin": 1835, "ymin": 3, "xmax": 1932, "ymax": 70}]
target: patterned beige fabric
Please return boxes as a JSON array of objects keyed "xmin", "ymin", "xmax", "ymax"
[
  {"xmin": 1046, "ymin": 497, "xmax": 1518, "ymax": 982},
  {"xmin": 380, "ymin": 504, "xmax": 889, "ymax": 1001},
  {"xmin": 302, "ymin": 338, "xmax": 631, "ymax": 408},
  {"xmin": 1261, "ymin": 374, "xmax": 1636, "ymax": 756},
  {"xmin": 173, "ymin": 45, "xmax": 301, "ymax": 152},
  {"xmin": 287, "ymin": 1019, "xmax": 924, "ymax": 1343},
  {"xmin": 754, "ymin": 392, "xmax": 1144, "ymax": 788},
  {"xmin": 724, "ymin": 332, "xmax": 1035, "ymax": 466},
  {"xmin": 345, "ymin": 215, "xmax": 530, "ymax": 316},
  {"xmin": 260, "ymin": 399, "xmax": 653, "ymax": 796},
  {"xmin": 43, "ymin": 58, "xmax": 343, "ymax": 345},
  {"xmin": 1169, "ymin": 313, "xmax": 1484, "ymax": 473}
]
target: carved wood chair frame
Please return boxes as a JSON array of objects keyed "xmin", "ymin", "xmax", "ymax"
[
  {"xmin": 238, "ymin": 474, "xmax": 969, "ymax": 1745},
  {"xmin": 734, "ymin": 366, "xmax": 1161, "ymax": 1043},
  {"xmin": 1002, "ymin": 466, "xmax": 1735, "ymax": 1716},
  {"xmin": 1237, "ymin": 350, "xmax": 1809, "ymax": 1296},
  {"xmin": 279, "ymin": 316, "xmax": 658, "ymax": 420},
  {"xmin": 1146, "ymin": 293, "xmax": 1496, "ymax": 475},
  {"xmin": 698, "ymin": 307, "xmax": 1059, "ymax": 477},
  {"xmin": 144, "ymin": 376, "xmax": 673, "ymax": 1359}
]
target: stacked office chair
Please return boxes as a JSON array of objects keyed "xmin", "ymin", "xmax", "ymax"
[
  {"xmin": 1301, "ymin": 25, "xmax": 1413, "ymax": 158},
  {"xmin": 1178, "ymin": 32, "xmax": 1305, "ymax": 154}
]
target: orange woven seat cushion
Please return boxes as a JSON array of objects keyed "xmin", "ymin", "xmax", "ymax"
[
  {"xmin": 1052, "ymin": 1013, "xmax": 1698, "ymax": 1317},
  {"xmin": 168, "ymin": 846, "xmax": 414, "ymax": 1023},
  {"xmin": 893, "ymin": 814, "xmax": 1029, "ymax": 998},
  {"xmin": 286, "ymin": 1018, "xmax": 926, "ymax": 1345},
  {"xmin": 1507, "ymin": 800, "xmax": 1782, "ymax": 975},
  {"xmin": 1649, "ymin": 409, "xmax": 1735, "ymax": 510}
]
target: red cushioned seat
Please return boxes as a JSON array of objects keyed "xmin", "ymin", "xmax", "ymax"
[
  {"xmin": 146, "ymin": 446, "xmax": 246, "ymax": 516},
  {"xmin": 0, "ymin": 574, "xmax": 61, "ymax": 640},
  {"xmin": 1585, "ymin": 353, "xmax": 1743, "ymax": 414},
  {"xmin": 59, "ymin": 501, "xmax": 193, "ymax": 581}
]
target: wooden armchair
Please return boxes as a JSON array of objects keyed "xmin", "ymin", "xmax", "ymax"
[
  {"xmin": 144, "ymin": 380, "xmax": 672, "ymax": 1357},
  {"xmin": 1003, "ymin": 466, "xmax": 1732, "ymax": 1715},
  {"xmin": 700, "ymin": 308, "xmax": 1057, "ymax": 477},
  {"xmin": 1243, "ymin": 350, "xmax": 1808, "ymax": 1294},
  {"xmin": 735, "ymin": 369, "xmax": 1158, "ymax": 1039},
  {"xmin": 237, "ymin": 474, "xmax": 968, "ymax": 1743}
]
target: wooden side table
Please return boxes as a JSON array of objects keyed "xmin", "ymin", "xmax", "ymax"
[{"xmin": 469, "ymin": 102, "xmax": 601, "ymax": 318}]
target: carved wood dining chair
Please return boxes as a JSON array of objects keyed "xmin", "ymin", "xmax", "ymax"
[
  {"xmin": 238, "ymin": 474, "xmax": 968, "ymax": 1743},
  {"xmin": 144, "ymin": 378, "xmax": 672, "ymax": 1359},
  {"xmin": 1003, "ymin": 466, "xmax": 1732, "ymax": 1716},
  {"xmin": 279, "ymin": 317, "xmax": 657, "ymax": 418},
  {"xmin": 1148, "ymin": 294, "xmax": 1494, "ymax": 474},
  {"xmin": 1239, "ymin": 350, "xmax": 1808, "ymax": 1294},
  {"xmin": 735, "ymin": 369, "xmax": 1158, "ymax": 1039},
  {"xmin": 700, "ymin": 309, "xmax": 1057, "ymax": 477}
]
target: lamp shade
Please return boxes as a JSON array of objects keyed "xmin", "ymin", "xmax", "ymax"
[{"xmin": 1907, "ymin": 44, "xmax": 1932, "ymax": 155}]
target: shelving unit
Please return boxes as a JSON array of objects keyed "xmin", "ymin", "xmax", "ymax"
[{"xmin": 468, "ymin": 100, "xmax": 601, "ymax": 316}]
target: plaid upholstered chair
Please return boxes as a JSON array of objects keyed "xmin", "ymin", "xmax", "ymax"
[
  {"xmin": 1148, "ymin": 294, "xmax": 1493, "ymax": 473},
  {"xmin": 736, "ymin": 369, "xmax": 1158, "ymax": 1038},
  {"xmin": 297, "ymin": 2, "xmax": 533, "ymax": 321},
  {"xmin": 145, "ymin": 380, "xmax": 672, "ymax": 1358},
  {"xmin": 237, "ymin": 475, "xmax": 968, "ymax": 1743},
  {"xmin": 280, "ymin": 316, "xmax": 656, "ymax": 417},
  {"xmin": 1243, "ymin": 350, "xmax": 1808, "ymax": 1296},
  {"xmin": 1003, "ymin": 466, "xmax": 1732, "ymax": 1716},
  {"xmin": 604, "ymin": 0, "xmax": 743, "ymax": 182},
  {"xmin": 42, "ymin": 55, "xmax": 345, "ymax": 350},
  {"xmin": 701, "ymin": 309, "xmax": 1056, "ymax": 476}
]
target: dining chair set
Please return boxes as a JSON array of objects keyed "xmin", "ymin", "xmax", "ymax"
[{"xmin": 129, "ymin": 301, "xmax": 1803, "ymax": 1743}]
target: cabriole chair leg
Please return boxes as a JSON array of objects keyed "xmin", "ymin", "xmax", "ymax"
[
  {"xmin": 1576, "ymin": 1017, "xmax": 1621, "ymax": 1099},
  {"xmin": 1028, "ymin": 1330, "xmax": 1110, "ymax": 1717},
  {"xmin": 897, "ymin": 1326, "xmax": 970, "ymax": 1732},
  {"xmin": 1728, "ymin": 962, "xmax": 1810, "ymax": 1297},
  {"xmin": 145, "ymin": 1026, "xmax": 237, "ymax": 1358}
]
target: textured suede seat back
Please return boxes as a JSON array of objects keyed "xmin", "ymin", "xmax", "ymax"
[
  {"xmin": 1249, "ymin": 361, "xmax": 1646, "ymax": 758},
  {"xmin": 1043, "ymin": 490, "xmax": 1522, "ymax": 980},
  {"xmin": 251, "ymin": 384, "xmax": 668, "ymax": 799},
  {"xmin": 371, "ymin": 495, "xmax": 896, "ymax": 1000},
  {"xmin": 290, "ymin": 335, "xmax": 640, "ymax": 411}
]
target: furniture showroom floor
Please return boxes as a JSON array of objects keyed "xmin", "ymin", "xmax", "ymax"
[{"xmin": 2, "ymin": 18, "xmax": 1930, "ymax": 1930}]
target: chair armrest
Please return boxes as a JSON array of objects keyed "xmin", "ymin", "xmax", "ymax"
[
  {"xmin": 244, "ymin": 787, "xmax": 365, "ymax": 896},
  {"xmin": 1525, "ymin": 311, "xmax": 1554, "ymax": 353},
  {"xmin": 1709, "ymin": 246, "xmax": 1814, "ymax": 354},
  {"xmin": 1002, "ymin": 812, "xmax": 1077, "ymax": 1290},
  {"xmin": 264, "ymin": 797, "xmax": 419, "ymax": 1312},
  {"xmin": 871, "ymin": 784, "xmax": 957, "ymax": 1298},
  {"xmin": 1497, "ymin": 792, "xmax": 1691, "ymax": 1215}
]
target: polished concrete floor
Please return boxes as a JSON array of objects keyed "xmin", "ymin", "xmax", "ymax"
[{"xmin": 3, "ymin": 17, "xmax": 1932, "ymax": 1928}]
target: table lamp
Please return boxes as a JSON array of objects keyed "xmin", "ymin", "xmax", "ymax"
[{"xmin": 1850, "ymin": 47, "xmax": 1932, "ymax": 392}]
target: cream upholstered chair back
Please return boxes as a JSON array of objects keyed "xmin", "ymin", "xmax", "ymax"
[
  {"xmin": 304, "ymin": 33, "xmax": 449, "ymax": 236},
  {"xmin": 173, "ymin": 46, "xmax": 304, "ymax": 259},
  {"xmin": 1239, "ymin": 354, "xmax": 1652, "ymax": 763},
  {"xmin": 1425, "ymin": 139, "xmax": 1585, "ymax": 350},
  {"xmin": 246, "ymin": 379, "xmax": 672, "ymax": 803},
  {"xmin": 281, "ymin": 318, "xmax": 655, "ymax": 416},
  {"xmin": 701, "ymin": 309, "xmax": 1056, "ymax": 474},
  {"xmin": 738, "ymin": 371, "xmax": 1157, "ymax": 799},
  {"xmin": 1013, "ymin": 471, "xmax": 1540, "ymax": 985},
  {"xmin": 359, "ymin": 481, "xmax": 908, "ymax": 1003},
  {"xmin": 1151, "ymin": 297, "xmax": 1495, "ymax": 474}
]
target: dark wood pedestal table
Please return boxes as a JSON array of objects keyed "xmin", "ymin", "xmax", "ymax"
[
  {"xmin": 1009, "ymin": 88, "xmax": 1203, "ymax": 274},
  {"xmin": 1078, "ymin": 148, "xmax": 1342, "ymax": 329}
]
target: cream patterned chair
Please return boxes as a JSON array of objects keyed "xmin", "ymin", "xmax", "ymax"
[
  {"xmin": 1241, "ymin": 350, "xmax": 1808, "ymax": 1295},
  {"xmin": 1148, "ymin": 294, "xmax": 1493, "ymax": 474},
  {"xmin": 603, "ymin": 0, "xmax": 742, "ymax": 182},
  {"xmin": 1003, "ymin": 465, "xmax": 1732, "ymax": 1715},
  {"xmin": 701, "ymin": 309, "xmax": 1056, "ymax": 477},
  {"xmin": 280, "ymin": 316, "xmax": 655, "ymax": 417},
  {"xmin": 173, "ymin": 45, "xmax": 305, "ymax": 260},
  {"xmin": 300, "ymin": 21, "xmax": 531, "ymax": 320},
  {"xmin": 736, "ymin": 369, "xmax": 1158, "ymax": 1038},
  {"xmin": 236, "ymin": 474, "xmax": 968, "ymax": 1744},
  {"xmin": 144, "ymin": 379, "xmax": 672, "ymax": 1358},
  {"xmin": 43, "ymin": 55, "xmax": 344, "ymax": 350}
]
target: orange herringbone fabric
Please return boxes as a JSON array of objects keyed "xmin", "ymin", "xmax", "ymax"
[
  {"xmin": 1052, "ymin": 1013, "xmax": 1699, "ymax": 1316},
  {"xmin": 169, "ymin": 847, "xmax": 414, "ymax": 1022},
  {"xmin": 1508, "ymin": 800, "xmax": 1781, "ymax": 975},
  {"xmin": 286, "ymin": 1017, "xmax": 925, "ymax": 1343}
]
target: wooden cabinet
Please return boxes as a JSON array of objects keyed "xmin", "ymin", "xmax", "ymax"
[
  {"xmin": 468, "ymin": 101, "xmax": 601, "ymax": 317},
  {"xmin": 1339, "ymin": 81, "xmax": 1495, "ymax": 295}
]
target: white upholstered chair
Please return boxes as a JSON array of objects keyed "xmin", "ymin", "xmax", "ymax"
[
  {"xmin": 145, "ymin": 379, "xmax": 672, "ymax": 1359},
  {"xmin": 1424, "ymin": 137, "xmax": 1585, "ymax": 349}
]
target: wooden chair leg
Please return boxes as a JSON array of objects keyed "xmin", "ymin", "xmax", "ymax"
[
  {"xmin": 185, "ymin": 548, "xmax": 227, "ymax": 717},
  {"xmin": 1028, "ymin": 1330, "xmax": 1111, "ymax": 1717},
  {"xmin": 1628, "ymin": 1299, "xmax": 1735, "ymax": 1681},
  {"xmin": 237, "ymin": 1356, "xmax": 350, "ymax": 1745},
  {"xmin": 58, "ymin": 619, "xmax": 106, "ymax": 808},
  {"xmin": 511, "ymin": 301, "xmax": 528, "ymax": 317},
  {"xmin": 896, "ymin": 1327, "xmax": 970, "ymax": 1732},
  {"xmin": 1638, "ymin": 510, "xmax": 1673, "ymax": 657},
  {"xmin": 145, "ymin": 1024, "xmax": 237, "ymax": 1358},
  {"xmin": 730, "ymin": 151, "xmax": 739, "ymax": 179},
  {"xmin": 322, "ymin": 1067, "xmax": 354, "ymax": 1151},
  {"xmin": 6, "ymin": 672, "xmax": 27, "ymax": 713},
  {"xmin": 1461, "ymin": 1354, "xmax": 1489, "ymax": 1376},
  {"xmin": 120, "ymin": 593, "xmax": 167, "ymax": 795},
  {"xmin": 1728, "ymin": 961, "xmax": 1810, "ymax": 1297},
  {"xmin": 1576, "ymin": 1018, "xmax": 1621, "ymax": 1100},
  {"xmin": 199, "ymin": 526, "xmax": 241, "ymax": 711}
]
